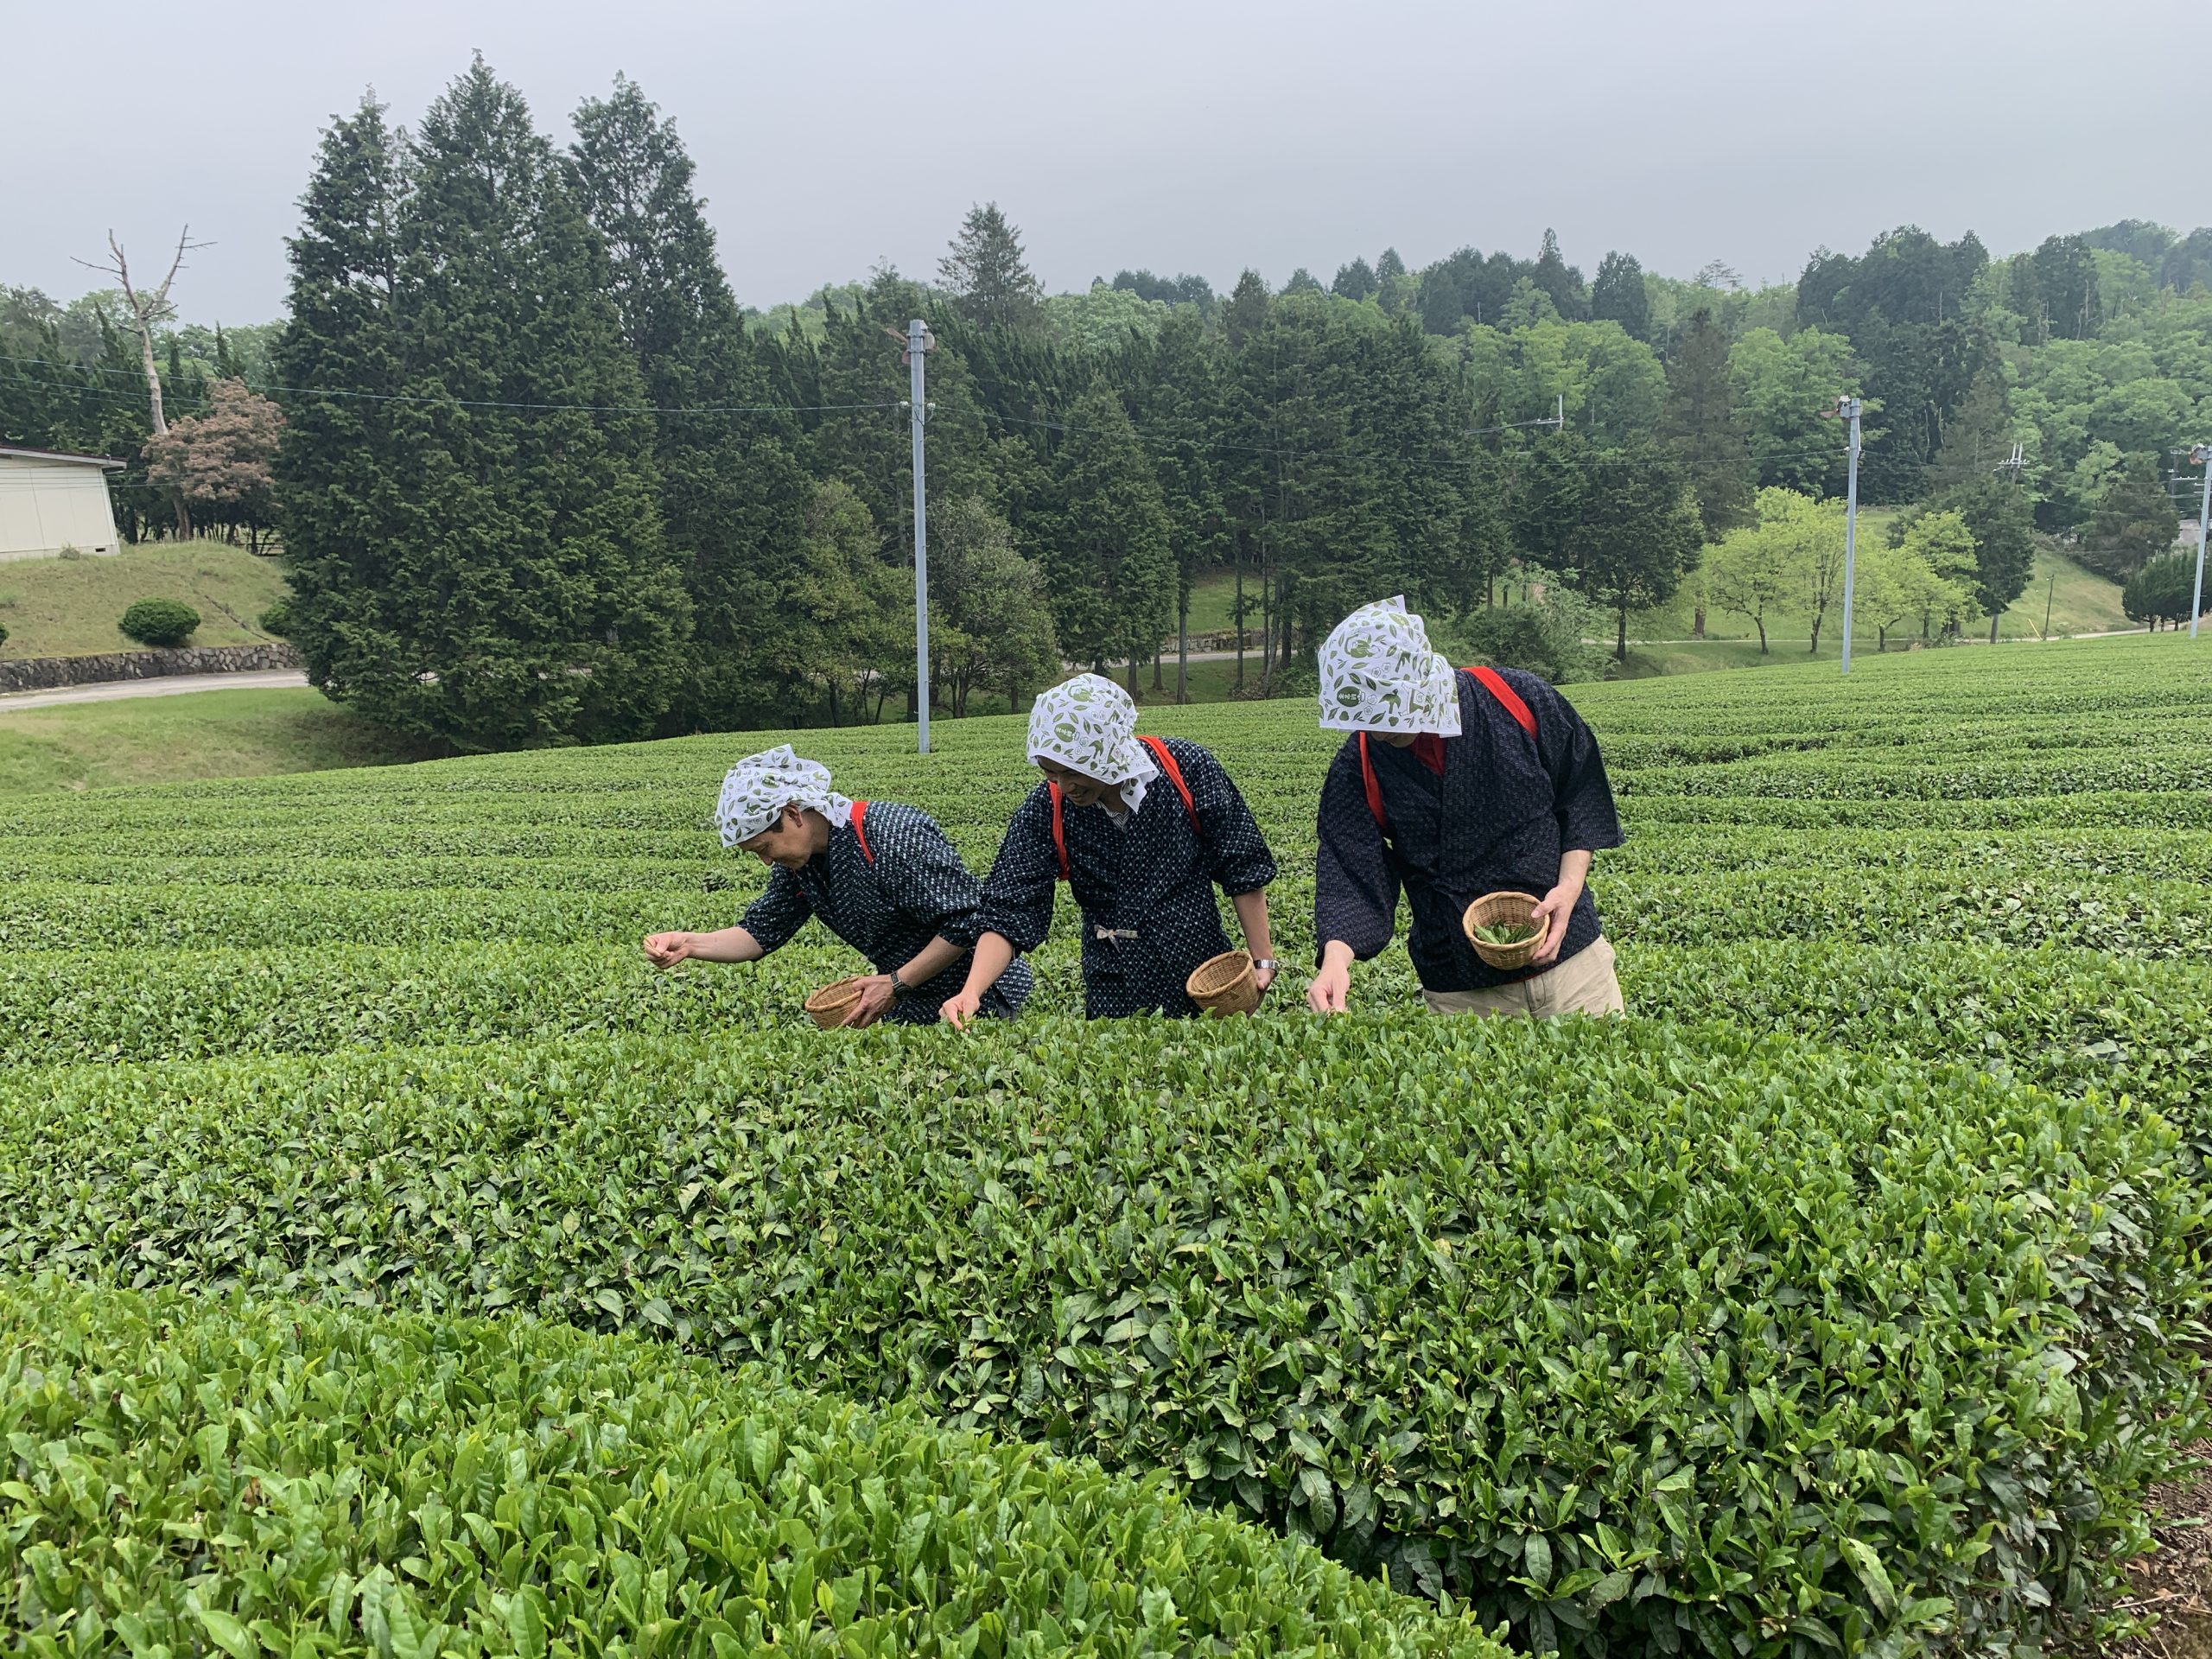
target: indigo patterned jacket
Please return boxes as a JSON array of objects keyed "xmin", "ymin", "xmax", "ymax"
[
  {"xmin": 1314, "ymin": 669, "xmax": 1624, "ymax": 993},
  {"xmin": 740, "ymin": 802, "xmax": 1032, "ymax": 1022},
  {"xmin": 978, "ymin": 737, "xmax": 1276, "ymax": 1019}
]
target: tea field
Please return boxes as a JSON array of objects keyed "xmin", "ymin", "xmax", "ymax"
[{"xmin": 4, "ymin": 633, "xmax": 2210, "ymax": 1657}]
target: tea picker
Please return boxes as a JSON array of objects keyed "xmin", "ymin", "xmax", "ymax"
[
  {"xmin": 940, "ymin": 675, "xmax": 1280, "ymax": 1027},
  {"xmin": 1306, "ymin": 597, "xmax": 1626, "ymax": 1019},
  {"xmin": 642, "ymin": 745, "xmax": 1032, "ymax": 1027}
]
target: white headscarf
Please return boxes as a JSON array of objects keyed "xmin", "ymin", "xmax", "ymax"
[
  {"xmin": 1316, "ymin": 596, "xmax": 1463, "ymax": 737},
  {"xmin": 1027, "ymin": 673, "xmax": 1156, "ymax": 821},
  {"xmin": 713, "ymin": 745, "xmax": 853, "ymax": 848},
  {"xmin": 1027, "ymin": 674, "xmax": 1149, "ymax": 783}
]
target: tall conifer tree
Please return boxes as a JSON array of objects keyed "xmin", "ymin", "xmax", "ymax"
[
  {"xmin": 1663, "ymin": 308, "xmax": 1753, "ymax": 541},
  {"xmin": 274, "ymin": 93, "xmax": 411, "ymax": 716},
  {"xmin": 279, "ymin": 61, "xmax": 690, "ymax": 751},
  {"xmin": 570, "ymin": 75, "xmax": 811, "ymax": 732},
  {"xmin": 1045, "ymin": 378, "xmax": 1174, "ymax": 687}
]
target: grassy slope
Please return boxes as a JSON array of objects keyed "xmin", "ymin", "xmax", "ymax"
[
  {"xmin": 0, "ymin": 688, "xmax": 421, "ymax": 795},
  {"xmin": 0, "ymin": 539, "xmax": 290, "ymax": 658},
  {"xmin": 1183, "ymin": 541, "xmax": 2130, "ymax": 669}
]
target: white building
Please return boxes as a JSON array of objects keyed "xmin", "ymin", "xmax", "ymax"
[{"xmin": 0, "ymin": 445, "xmax": 124, "ymax": 563}]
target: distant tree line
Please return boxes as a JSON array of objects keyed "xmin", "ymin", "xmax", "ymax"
[{"xmin": 3, "ymin": 57, "xmax": 2207, "ymax": 749}]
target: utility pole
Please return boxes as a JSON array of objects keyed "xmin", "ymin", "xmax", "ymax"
[
  {"xmin": 1992, "ymin": 443, "xmax": 2028, "ymax": 645},
  {"xmin": 1823, "ymin": 395, "xmax": 1864, "ymax": 673},
  {"xmin": 902, "ymin": 319, "xmax": 935, "ymax": 752},
  {"xmin": 2190, "ymin": 444, "xmax": 2210, "ymax": 641}
]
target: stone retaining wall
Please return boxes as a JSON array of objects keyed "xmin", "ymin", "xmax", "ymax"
[{"xmin": 0, "ymin": 643, "xmax": 303, "ymax": 695}]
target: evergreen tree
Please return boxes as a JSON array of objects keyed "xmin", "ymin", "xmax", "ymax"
[
  {"xmin": 1925, "ymin": 365, "xmax": 2012, "ymax": 492},
  {"xmin": 1531, "ymin": 229, "xmax": 1586, "ymax": 320},
  {"xmin": 2123, "ymin": 554, "xmax": 2200, "ymax": 629},
  {"xmin": 281, "ymin": 61, "xmax": 690, "ymax": 752},
  {"xmin": 1930, "ymin": 475, "xmax": 2037, "ymax": 640},
  {"xmin": 805, "ymin": 265, "xmax": 994, "ymax": 558},
  {"xmin": 1331, "ymin": 257, "xmax": 1377, "ymax": 302},
  {"xmin": 274, "ymin": 93, "xmax": 412, "ymax": 705},
  {"xmin": 1044, "ymin": 378, "xmax": 1174, "ymax": 688},
  {"xmin": 1590, "ymin": 251, "xmax": 1650, "ymax": 341},
  {"xmin": 939, "ymin": 202, "xmax": 1045, "ymax": 332},
  {"xmin": 786, "ymin": 480, "xmax": 906, "ymax": 726},
  {"xmin": 1564, "ymin": 442, "xmax": 1704, "ymax": 661},
  {"xmin": 2082, "ymin": 454, "xmax": 2175, "ymax": 579},
  {"xmin": 1222, "ymin": 270, "xmax": 1271, "ymax": 351},
  {"xmin": 2031, "ymin": 233, "xmax": 2101, "ymax": 340},
  {"xmin": 1662, "ymin": 308, "xmax": 1752, "ymax": 540},
  {"xmin": 1122, "ymin": 308, "xmax": 1229, "ymax": 699},
  {"xmin": 569, "ymin": 74, "xmax": 812, "ymax": 731},
  {"xmin": 1374, "ymin": 248, "xmax": 1414, "ymax": 316},
  {"xmin": 1282, "ymin": 267, "xmax": 1325, "ymax": 296},
  {"xmin": 929, "ymin": 495, "xmax": 1059, "ymax": 715}
]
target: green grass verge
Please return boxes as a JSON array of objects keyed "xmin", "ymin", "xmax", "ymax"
[
  {"xmin": 0, "ymin": 539, "xmax": 291, "ymax": 658},
  {"xmin": 0, "ymin": 1278, "xmax": 1508, "ymax": 1658},
  {"xmin": 3, "ymin": 1018, "xmax": 2202, "ymax": 1656},
  {"xmin": 0, "ymin": 687, "xmax": 422, "ymax": 795},
  {"xmin": 1632, "ymin": 543, "xmax": 2130, "ymax": 655}
]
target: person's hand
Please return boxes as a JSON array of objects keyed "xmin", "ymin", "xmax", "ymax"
[
  {"xmin": 938, "ymin": 987, "xmax": 985, "ymax": 1032},
  {"xmin": 643, "ymin": 931, "xmax": 696, "ymax": 969},
  {"xmin": 1306, "ymin": 959, "xmax": 1350, "ymax": 1014},
  {"xmin": 846, "ymin": 974, "xmax": 897, "ymax": 1029},
  {"xmin": 1529, "ymin": 883, "xmax": 1581, "ymax": 968},
  {"xmin": 1252, "ymin": 961, "xmax": 1278, "ymax": 995}
]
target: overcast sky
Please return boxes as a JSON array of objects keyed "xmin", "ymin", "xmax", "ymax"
[{"xmin": 6, "ymin": 0, "xmax": 2202, "ymax": 326}]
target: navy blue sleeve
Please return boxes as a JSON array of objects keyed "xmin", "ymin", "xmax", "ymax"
[
  {"xmin": 1511, "ymin": 671, "xmax": 1624, "ymax": 854},
  {"xmin": 1170, "ymin": 740, "xmax": 1277, "ymax": 897},
  {"xmin": 976, "ymin": 786, "xmax": 1061, "ymax": 954},
  {"xmin": 1313, "ymin": 741, "xmax": 1401, "ymax": 963},
  {"xmin": 872, "ymin": 806, "xmax": 991, "ymax": 949},
  {"xmin": 737, "ymin": 866, "xmax": 811, "ymax": 953}
]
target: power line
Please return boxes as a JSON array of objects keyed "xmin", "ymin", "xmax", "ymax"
[
  {"xmin": 0, "ymin": 353, "xmax": 896, "ymax": 417},
  {"xmin": 973, "ymin": 403, "xmax": 1852, "ymax": 478}
]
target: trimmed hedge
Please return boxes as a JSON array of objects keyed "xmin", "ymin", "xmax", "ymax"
[
  {"xmin": 0, "ymin": 1279, "xmax": 1505, "ymax": 1658},
  {"xmin": 118, "ymin": 596, "xmax": 201, "ymax": 648},
  {"xmin": 2, "ymin": 1018, "xmax": 2202, "ymax": 1656}
]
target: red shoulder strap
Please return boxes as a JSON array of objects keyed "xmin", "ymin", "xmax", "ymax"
[
  {"xmin": 1047, "ymin": 783, "xmax": 1070, "ymax": 882},
  {"xmin": 1466, "ymin": 665, "xmax": 1537, "ymax": 738},
  {"xmin": 1049, "ymin": 741, "xmax": 1200, "ymax": 884},
  {"xmin": 849, "ymin": 800, "xmax": 874, "ymax": 866},
  {"xmin": 1357, "ymin": 733, "xmax": 1388, "ymax": 831},
  {"xmin": 1136, "ymin": 736, "xmax": 1200, "ymax": 836}
]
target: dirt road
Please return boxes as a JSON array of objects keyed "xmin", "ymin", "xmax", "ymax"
[{"xmin": 0, "ymin": 670, "xmax": 311, "ymax": 711}]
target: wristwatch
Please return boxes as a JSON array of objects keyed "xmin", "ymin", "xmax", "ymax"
[
  {"xmin": 889, "ymin": 969, "xmax": 911, "ymax": 1000},
  {"xmin": 1252, "ymin": 958, "xmax": 1277, "ymax": 977}
]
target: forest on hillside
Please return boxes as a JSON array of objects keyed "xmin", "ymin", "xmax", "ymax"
[{"xmin": 2, "ymin": 60, "xmax": 2206, "ymax": 749}]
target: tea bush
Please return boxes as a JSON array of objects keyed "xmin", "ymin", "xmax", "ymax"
[
  {"xmin": 1, "ymin": 1018, "xmax": 2202, "ymax": 1656},
  {"xmin": 5, "ymin": 633, "xmax": 2211, "ymax": 1657},
  {"xmin": 0, "ymin": 1279, "xmax": 1507, "ymax": 1658}
]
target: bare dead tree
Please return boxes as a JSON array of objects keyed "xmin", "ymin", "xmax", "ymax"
[{"xmin": 76, "ymin": 226, "xmax": 213, "ymax": 536}]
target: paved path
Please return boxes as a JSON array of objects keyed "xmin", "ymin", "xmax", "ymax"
[{"xmin": 0, "ymin": 670, "xmax": 310, "ymax": 711}]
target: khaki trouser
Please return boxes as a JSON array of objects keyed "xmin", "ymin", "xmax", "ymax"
[{"xmin": 1422, "ymin": 936, "xmax": 1623, "ymax": 1020}]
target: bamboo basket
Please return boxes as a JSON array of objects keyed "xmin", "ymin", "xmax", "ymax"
[
  {"xmin": 1186, "ymin": 950, "xmax": 1261, "ymax": 1017},
  {"xmin": 1461, "ymin": 891, "xmax": 1548, "ymax": 971},
  {"xmin": 804, "ymin": 976, "xmax": 868, "ymax": 1030}
]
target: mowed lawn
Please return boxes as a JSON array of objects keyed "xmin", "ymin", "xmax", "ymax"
[
  {"xmin": 0, "ymin": 687, "xmax": 421, "ymax": 794},
  {"xmin": 0, "ymin": 539, "xmax": 290, "ymax": 658}
]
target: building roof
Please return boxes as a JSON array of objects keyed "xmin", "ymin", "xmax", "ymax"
[{"xmin": 0, "ymin": 445, "xmax": 124, "ymax": 469}]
